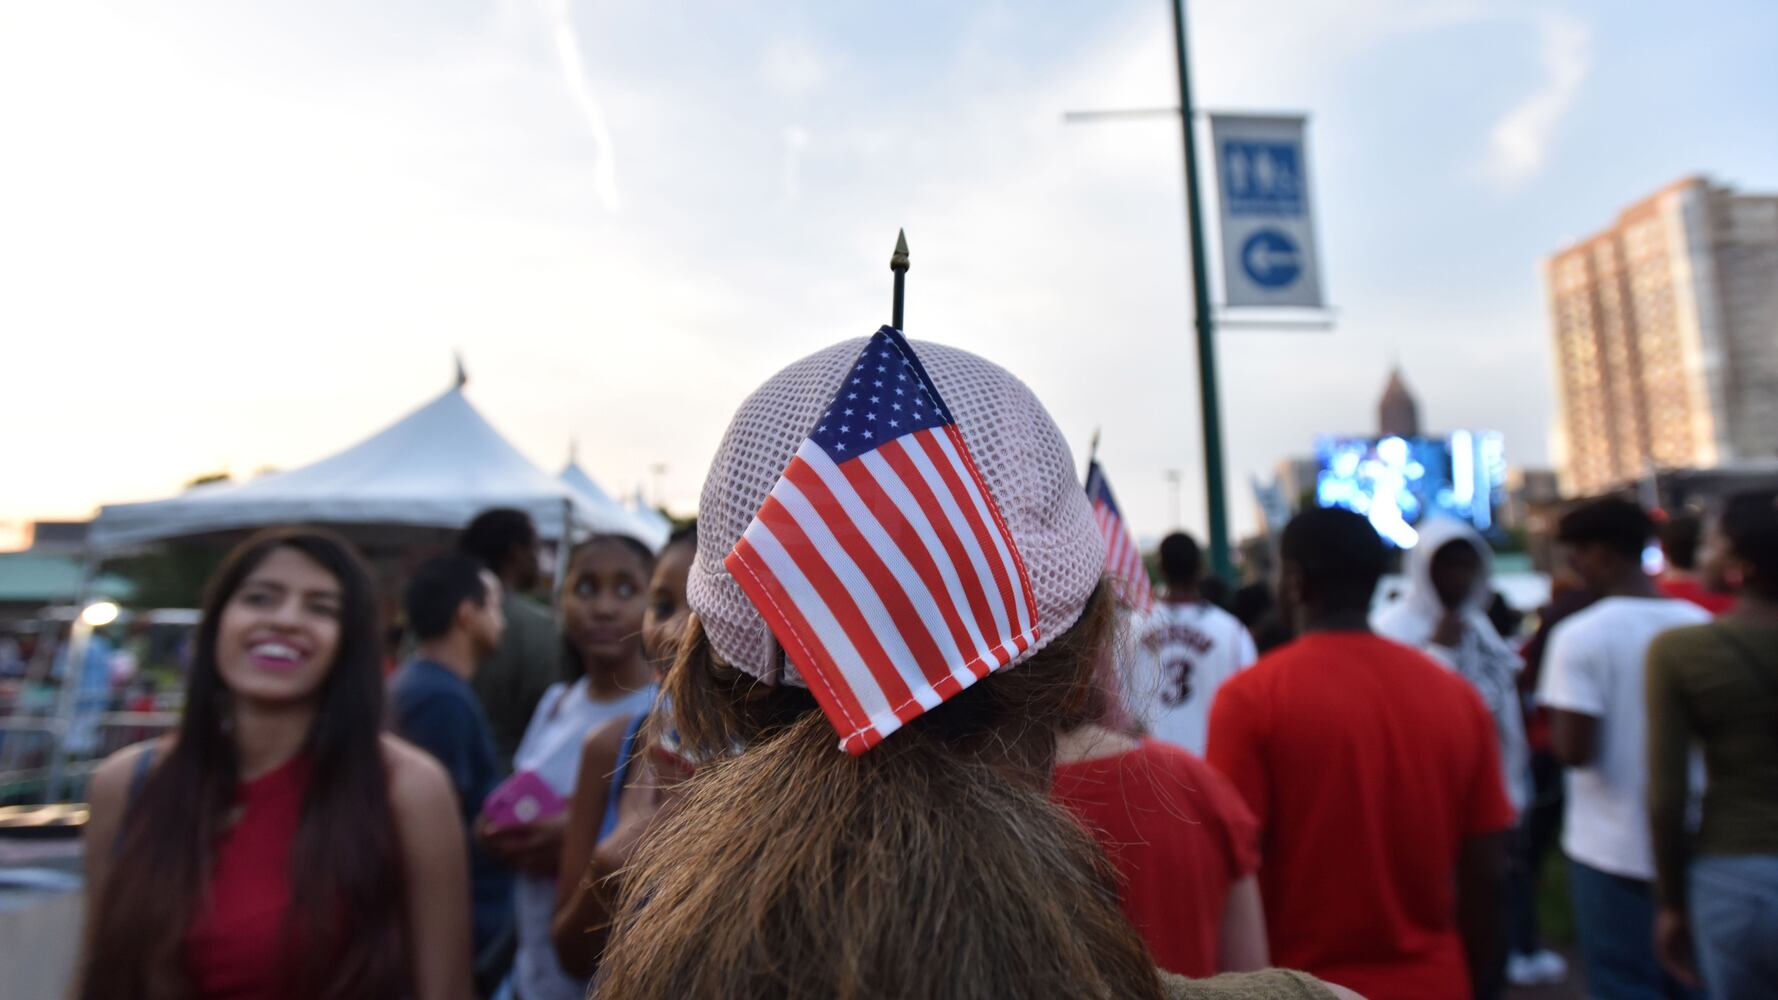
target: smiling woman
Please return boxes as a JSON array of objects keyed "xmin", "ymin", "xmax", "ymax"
[{"xmin": 74, "ymin": 527, "xmax": 474, "ymax": 1000}]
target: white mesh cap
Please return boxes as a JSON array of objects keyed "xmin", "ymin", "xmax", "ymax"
[{"xmin": 688, "ymin": 334, "xmax": 1105, "ymax": 685}]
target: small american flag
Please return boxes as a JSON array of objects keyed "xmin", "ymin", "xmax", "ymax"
[
  {"xmin": 725, "ymin": 327, "xmax": 1039, "ymax": 754},
  {"xmin": 1085, "ymin": 461, "xmax": 1152, "ymax": 611}
]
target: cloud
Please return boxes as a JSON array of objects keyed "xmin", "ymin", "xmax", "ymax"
[
  {"xmin": 1480, "ymin": 10, "xmax": 1590, "ymax": 189},
  {"xmin": 782, "ymin": 125, "xmax": 811, "ymax": 200},
  {"xmin": 760, "ymin": 36, "xmax": 827, "ymax": 96},
  {"xmin": 537, "ymin": 0, "xmax": 620, "ymax": 212}
]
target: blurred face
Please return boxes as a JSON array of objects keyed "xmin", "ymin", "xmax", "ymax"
[
  {"xmin": 507, "ymin": 536, "xmax": 542, "ymax": 593},
  {"xmin": 1699, "ymin": 516, "xmax": 1738, "ymax": 593},
  {"xmin": 1430, "ymin": 541, "xmax": 1482, "ymax": 611},
  {"xmin": 1278, "ymin": 561, "xmax": 1307, "ymax": 631},
  {"xmin": 563, "ymin": 539, "xmax": 650, "ymax": 668},
  {"xmin": 642, "ymin": 541, "xmax": 694, "ymax": 673},
  {"xmin": 215, "ymin": 546, "xmax": 343, "ymax": 707},
  {"xmin": 1563, "ymin": 540, "xmax": 1619, "ymax": 592},
  {"xmin": 466, "ymin": 570, "xmax": 506, "ymax": 657}
]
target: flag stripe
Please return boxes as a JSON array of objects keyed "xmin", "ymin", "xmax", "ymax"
[
  {"xmin": 753, "ymin": 490, "xmax": 926, "ymax": 727},
  {"xmin": 1088, "ymin": 465, "xmax": 1153, "ymax": 611},
  {"xmin": 875, "ymin": 439, "xmax": 1006, "ymax": 671},
  {"xmin": 784, "ymin": 448, "xmax": 967, "ymax": 700},
  {"xmin": 854, "ymin": 451, "xmax": 996, "ymax": 667},
  {"xmin": 935, "ymin": 424, "xmax": 1037, "ymax": 642},
  {"xmin": 727, "ymin": 535, "xmax": 877, "ymax": 738},
  {"xmin": 913, "ymin": 430, "xmax": 1024, "ymax": 643},
  {"xmin": 898, "ymin": 432, "xmax": 1017, "ymax": 651}
]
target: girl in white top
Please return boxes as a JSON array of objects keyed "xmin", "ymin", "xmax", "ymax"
[{"xmin": 480, "ymin": 536, "xmax": 657, "ymax": 1000}]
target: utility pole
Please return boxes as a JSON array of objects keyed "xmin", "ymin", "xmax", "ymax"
[
  {"xmin": 1063, "ymin": 1, "xmax": 1232, "ymax": 581},
  {"xmin": 1168, "ymin": 0, "xmax": 1230, "ymax": 582}
]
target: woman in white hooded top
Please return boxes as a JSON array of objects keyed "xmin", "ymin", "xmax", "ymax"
[{"xmin": 1374, "ymin": 518, "xmax": 1530, "ymax": 815}]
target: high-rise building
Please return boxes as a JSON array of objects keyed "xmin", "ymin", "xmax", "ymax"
[
  {"xmin": 1378, "ymin": 368, "xmax": 1421, "ymax": 438},
  {"xmin": 1544, "ymin": 175, "xmax": 1778, "ymax": 496}
]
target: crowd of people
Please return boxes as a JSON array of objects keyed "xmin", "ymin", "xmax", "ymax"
[{"xmin": 64, "ymin": 329, "xmax": 1777, "ymax": 1000}]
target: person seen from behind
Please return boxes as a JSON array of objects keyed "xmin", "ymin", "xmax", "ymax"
[
  {"xmin": 1535, "ymin": 498, "xmax": 1709, "ymax": 1000},
  {"xmin": 1372, "ymin": 519, "xmax": 1549, "ymax": 985},
  {"xmin": 1646, "ymin": 492, "xmax": 1778, "ymax": 998},
  {"xmin": 1656, "ymin": 511, "xmax": 1735, "ymax": 615},
  {"xmin": 1052, "ymin": 718, "xmax": 1269, "ymax": 976},
  {"xmin": 1127, "ymin": 531, "xmax": 1257, "ymax": 755},
  {"xmin": 76, "ymin": 527, "xmax": 472, "ymax": 1000},
  {"xmin": 1208, "ymin": 507, "xmax": 1514, "ymax": 1000},
  {"xmin": 390, "ymin": 552, "xmax": 516, "ymax": 994},
  {"xmin": 592, "ymin": 329, "xmax": 1359, "ymax": 999}
]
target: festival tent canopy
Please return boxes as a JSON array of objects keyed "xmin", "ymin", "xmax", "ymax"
[
  {"xmin": 559, "ymin": 459, "xmax": 666, "ymax": 550},
  {"xmin": 89, "ymin": 386, "xmax": 649, "ymax": 551},
  {"xmin": 624, "ymin": 489, "xmax": 675, "ymax": 543}
]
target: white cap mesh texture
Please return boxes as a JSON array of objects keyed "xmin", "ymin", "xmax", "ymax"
[{"xmin": 687, "ymin": 334, "xmax": 1106, "ymax": 684}]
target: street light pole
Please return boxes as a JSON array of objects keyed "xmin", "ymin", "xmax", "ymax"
[{"xmin": 1169, "ymin": 0, "xmax": 1232, "ymax": 582}]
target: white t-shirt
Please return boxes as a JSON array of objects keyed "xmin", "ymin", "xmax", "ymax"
[
  {"xmin": 1535, "ymin": 596, "xmax": 1710, "ymax": 881},
  {"xmin": 509, "ymin": 678, "xmax": 657, "ymax": 1000},
  {"xmin": 1125, "ymin": 600, "xmax": 1257, "ymax": 754}
]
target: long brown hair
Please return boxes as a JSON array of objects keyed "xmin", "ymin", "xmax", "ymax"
[
  {"xmin": 82, "ymin": 528, "xmax": 407, "ymax": 1000},
  {"xmin": 595, "ymin": 583, "xmax": 1165, "ymax": 999}
]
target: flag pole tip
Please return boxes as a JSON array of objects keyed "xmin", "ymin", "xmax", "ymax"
[{"xmin": 891, "ymin": 229, "xmax": 910, "ymax": 271}]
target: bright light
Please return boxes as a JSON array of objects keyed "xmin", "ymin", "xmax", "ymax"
[{"xmin": 80, "ymin": 601, "xmax": 120, "ymax": 628}]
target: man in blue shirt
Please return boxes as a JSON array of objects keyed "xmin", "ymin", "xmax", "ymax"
[{"xmin": 391, "ymin": 552, "xmax": 513, "ymax": 988}]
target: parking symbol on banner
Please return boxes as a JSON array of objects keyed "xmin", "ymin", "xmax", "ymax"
[{"xmin": 1240, "ymin": 229, "xmax": 1301, "ymax": 289}]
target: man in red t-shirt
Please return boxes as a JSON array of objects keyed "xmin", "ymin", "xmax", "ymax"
[{"xmin": 1208, "ymin": 508, "xmax": 1516, "ymax": 1000}]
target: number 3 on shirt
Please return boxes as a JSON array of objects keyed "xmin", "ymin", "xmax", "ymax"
[{"xmin": 1160, "ymin": 657, "xmax": 1196, "ymax": 707}]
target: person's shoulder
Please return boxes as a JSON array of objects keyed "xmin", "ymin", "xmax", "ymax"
[
  {"xmin": 1543, "ymin": 601, "xmax": 1611, "ymax": 655},
  {"xmin": 381, "ymin": 734, "xmax": 458, "ymax": 815},
  {"xmin": 391, "ymin": 665, "xmax": 475, "ymax": 714},
  {"xmin": 579, "ymin": 711, "xmax": 633, "ymax": 764},
  {"xmin": 1646, "ymin": 620, "xmax": 1721, "ymax": 663},
  {"xmin": 1202, "ymin": 602, "xmax": 1249, "ymax": 637},
  {"xmin": 1128, "ymin": 736, "xmax": 1204, "ymax": 774},
  {"xmin": 503, "ymin": 592, "xmax": 555, "ymax": 625},
  {"xmin": 89, "ymin": 737, "xmax": 171, "ymax": 810},
  {"xmin": 1655, "ymin": 597, "xmax": 1715, "ymax": 627},
  {"xmin": 1160, "ymin": 969, "xmax": 1361, "ymax": 1000},
  {"xmin": 1139, "ymin": 740, "xmax": 1246, "ymax": 803}
]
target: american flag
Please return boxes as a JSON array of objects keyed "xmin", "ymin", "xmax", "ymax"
[
  {"xmin": 1085, "ymin": 461, "xmax": 1152, "ymax": 611},
  {"xmin": 725, "ymin": 327, "xmax": 1039, "ymax": 754}
]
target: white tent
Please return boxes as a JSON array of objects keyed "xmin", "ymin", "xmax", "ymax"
[
  {"xmin": 90, "ymin": 386, "xmax": 647, "ymax": 550},
  {"xmin": 559, "ymin": 458, "xmax": 666, "ymax": 550},
  {"xmin": 624, "ymin": 488, "xmax": 676, "ymax": 542}
]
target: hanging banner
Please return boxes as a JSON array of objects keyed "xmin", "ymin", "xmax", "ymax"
[{"xmin": 1210, "ymin": 114, "xmax": 1324, "ymax": 309}]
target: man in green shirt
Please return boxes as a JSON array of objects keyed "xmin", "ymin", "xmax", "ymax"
[{"xmin": 459, "ymin": 508, "xmax": 564, "ymax": 770}]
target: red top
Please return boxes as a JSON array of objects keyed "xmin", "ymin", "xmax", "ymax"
[
  {"xmin": 1052, "ymin": 739, "xmax": 1259, "ymax": 977},
  {"xmin": 1659, "ymin": 576, "xmax": 1735, "ymax": 615},
  {"xmin": 185, "ymin": 754, "xmax": 311, "ymax": 1000},
  {"xmin": 1207, "ymin": 633, "xmax": 1516, "ymax": 1000}
]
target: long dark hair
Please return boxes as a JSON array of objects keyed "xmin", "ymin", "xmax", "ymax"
[
  {"xmin": 1722, "ymin": 491, "xmax": 1778, "ymax": 600},
  {"xmin": 83, "ymin": 527, "xmax": 407, "ymax": 1000},
  {"xmin": 596, "ymin": 583, "xmax": 1165, "ymax": 999}
]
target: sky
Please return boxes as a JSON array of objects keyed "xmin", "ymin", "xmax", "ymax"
[{"xmin": 3, "ymin": 0, "xmax": 1776, "ymax": 550}]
